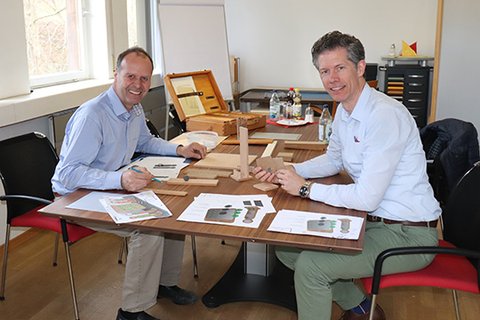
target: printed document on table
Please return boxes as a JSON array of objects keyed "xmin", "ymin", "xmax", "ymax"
[
  {"xmin": 177, "ymin": 193, "xmax": 275, "ymax": 228},
  {"xmin": 268, "ymin": 209, "xmax": 364, "ymax": 240},
  {"xmin": 99, "ymin": 190, "xmax": 172, "ymax": 224},
  {"xmin": 121, "ymin": 156, "xmax": 189, "ymax": 182}
]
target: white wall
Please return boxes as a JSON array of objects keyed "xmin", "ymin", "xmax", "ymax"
[
  {"xmin": 225, "ymin": 0, "xmax": 437, "ymax": 92},
  {"xmin": 436, "ymin": 0, "xmax": 480, "ymax": 132}
]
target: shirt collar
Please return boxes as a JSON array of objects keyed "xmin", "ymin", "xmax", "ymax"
[
  {"xmin": 107, "ymin": 86, "xmax": 142, "ymax": 121},
  {"xmin": 340, "ymin": 83, "xmax": 372, "ymax": 123}
]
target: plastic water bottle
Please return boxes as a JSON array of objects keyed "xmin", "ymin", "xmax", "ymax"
[
  {"xmin": 292, "ymin": 88, "xmax": 302, "ymax": 119},
  {"xmin": 319, "ymin": 106, "xmax": 332, "ymax": 142},
  {"xmin": 304, "ymin": 105, "xmax": 314, "ymax": 123},
  {"xmin": 269, "ymin": 91, "xmax": 280, "ymax": 120}
]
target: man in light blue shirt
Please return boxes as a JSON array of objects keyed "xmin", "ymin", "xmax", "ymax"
[
  {"xmin": 254, "ymin": 31, "xmax": 441, "ymax": 320},
  {"xmin": 52, "ymin": 47, "xmax": 206, "ymax": 320}
]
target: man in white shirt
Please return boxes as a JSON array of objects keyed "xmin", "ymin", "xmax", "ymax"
[{"xmin": 254, "ymin": 31, "xmax": 441, "ymax": 320}]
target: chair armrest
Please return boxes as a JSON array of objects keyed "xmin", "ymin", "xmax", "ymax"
[
  {"xmin": 371, "ymin": 246, "xmax": 480, "ymax": 294},
  {"xmin": 0, "ymin": 194, "xmax": 52, "ymax": 206}
]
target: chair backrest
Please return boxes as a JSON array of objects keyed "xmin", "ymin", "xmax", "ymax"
[
  {"xmin": 0, "ymin": 132, "xmax": 58, "ymax": 221},
  {"xmin": 420, "ymin": 118, "xmax": 480, "ymax": 205},
  {"xmin": 443, "ymin": 161, "xmax": 480, "ymax": 253}
]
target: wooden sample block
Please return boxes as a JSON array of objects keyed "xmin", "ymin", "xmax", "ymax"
[
  {"xmin": 255, "ymin": 156, "xmax": 285, "ymax": 172},
  {"xmin": 194, "ymin": 153, "xmax": 257, "ymax": 170},
  {"xmin": 166, "ymin": 178, "xmax": 219, "ymax": 187},
  {"xmin": 253, "ymin": 182, "xmax": 279, "ymax": 192},
  {"xmin": 261, "ymin": 141, "xmax": 278, "ymax": 158}
]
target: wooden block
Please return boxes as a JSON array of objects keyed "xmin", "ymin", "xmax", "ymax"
[
  {"xmin": 277, "ymin": 152, "xmax": 294, "ymax": 162},
  {"xmin": 143, "ymin": 188, "xmax": 188, "ymax": 197},
  {"xmin": 183, "ymin": 170, "xmax": 219, "ymax": 179},
  {"xmin": 166, "ymin": 178, "xmax": 219, "ymax": 187},
  {"xmin": 194, "ymin": 153, "xmax": 257, "ymax": 170},
  {"xmin": 255, "ymin": 156, "xmax": 285, "ymax": 172},
  {"xmin": 253, "ymin": 182, "xmax": 279, "ymax": 192},
  {"xmin": 284, "ymin": 141, "xmax": 327, "ymax": 151}
]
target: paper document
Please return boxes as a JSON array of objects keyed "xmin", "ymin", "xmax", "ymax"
[
  {"xmin": 268, "ymin": 209, "xmax": 364, "ymax": 240},
  {"xmin": 121, "ymin": 156, "xmax": 189, "ymax": 182},
  {"xmin": 177, "ymin": 193, "xmax": 276, "ymax": 228},
  {"xmin": 171, "ymin": 76, "xmax": 206, "ymax": 117},
  {"xmin": 99, "ymin": 190, "xmax": 172, "ymax": 224}
]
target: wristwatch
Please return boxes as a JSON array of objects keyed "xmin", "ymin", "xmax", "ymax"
[{"xmin": 299, "ymin": 181, "xmax": 312, "ymax": 198}]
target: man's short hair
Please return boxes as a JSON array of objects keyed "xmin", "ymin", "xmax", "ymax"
[
  {"xmin": 311, "ymin": 31, "xmax": 365, "ymax": 70},
  {"xmin": 116, "ymin": 47, "xmax": 154, "ymax": 71}
]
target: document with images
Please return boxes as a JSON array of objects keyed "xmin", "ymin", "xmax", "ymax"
[
  {"xmin": 177, "ymin": 193, "xmax": 276, "ymax": 228},
  {"xmin": 99, "ymin": 190, "xmax": 172, "ymax": 224},
  {"xmin": 268, "ymin": 209, "xmax": 364, "ymax": 240}
]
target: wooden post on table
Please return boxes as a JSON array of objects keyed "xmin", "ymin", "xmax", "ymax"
[{"xmin": 231, "ymin": 126, "xmax": 252, "ymax": 181}]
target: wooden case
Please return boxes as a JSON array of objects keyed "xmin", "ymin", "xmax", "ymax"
[{"xmin": 164, "ymin": 70, "xmax": 266, "ymax": 136}]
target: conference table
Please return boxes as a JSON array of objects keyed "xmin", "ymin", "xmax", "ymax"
[{"xmin": 39, "ymin": 120, "xmax": 366, "ymax": 311}]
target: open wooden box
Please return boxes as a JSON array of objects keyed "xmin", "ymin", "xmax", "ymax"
[{"xmin": 164, "ymin": 70, "xmax": 266, "ymax": 136}]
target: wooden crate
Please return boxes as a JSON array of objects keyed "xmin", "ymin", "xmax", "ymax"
[{"xmin": 164, "ymin": 70, "xmax": 266, "ymax": 135}]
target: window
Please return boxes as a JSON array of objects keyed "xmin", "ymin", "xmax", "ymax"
[{"xmin": 23, "ymin": 0, "xmax": 88, "ymax": 88}]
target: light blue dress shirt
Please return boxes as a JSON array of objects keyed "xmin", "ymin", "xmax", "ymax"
[
  {"xmin": 294, "ymin": 84, "xmax": 441, "ymax": 222},
  {"xmin": 52, "ymin": 86, "xmax": 179, "ymax": 195}
]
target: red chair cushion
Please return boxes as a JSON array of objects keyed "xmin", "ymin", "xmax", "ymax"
[
  {"xmin": 361, "ymin": 240, "xmax": 480, "ymax": 294},
  {"xmin": 11, "ymin": 206, "xmax": 96, "ymax": 243}
]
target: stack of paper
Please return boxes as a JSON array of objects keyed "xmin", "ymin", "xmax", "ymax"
[{"xmin": 122, "ymin": 156, "xmax": 189, "ymax": 181}]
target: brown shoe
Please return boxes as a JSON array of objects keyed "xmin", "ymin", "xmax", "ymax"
[{"xmin": 338, "ymin": 304, "xmax": 386, "ymax": 320}]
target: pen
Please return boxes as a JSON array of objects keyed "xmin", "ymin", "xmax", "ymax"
[{"xmin": 129, "ymin": 166, "xmax": 163, "ymax": 183}]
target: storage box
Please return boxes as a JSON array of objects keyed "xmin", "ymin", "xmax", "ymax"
[{"xmin": 164, "ymin": 70, "xmax": 266, "ymax": 136}]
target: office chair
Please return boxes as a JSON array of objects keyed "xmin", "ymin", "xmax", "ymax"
[
  {"xmin": 119, "ymin": 119, "xmax": 199, "ymax": 278},
  {"xmin": 360, "ymin": 161, "xmax": 480, "ymax": 320},
  {"xmin": 0, "ymin": 132, "xmax": 96, "ymax": 320}
]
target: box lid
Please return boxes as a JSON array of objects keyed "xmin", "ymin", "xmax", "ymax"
[{"xmin": 164, "ymin": 70, "xmax": 228, "ymax": 122}]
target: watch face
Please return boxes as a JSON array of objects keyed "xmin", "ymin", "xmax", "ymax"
[{"xmin": 299, "ymin": 186, "xmax": 308, "ymax": 198}]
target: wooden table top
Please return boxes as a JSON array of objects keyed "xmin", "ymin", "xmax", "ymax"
[{"xmin": 40, "ymin": 122, "xmax": 366, "ymax": 254}]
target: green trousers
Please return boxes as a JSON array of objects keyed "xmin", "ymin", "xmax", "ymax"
[{"xmin": 276, "ymin": 221, "xmax": 438, "ymax": 320}]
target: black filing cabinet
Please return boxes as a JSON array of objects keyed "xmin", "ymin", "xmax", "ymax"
[{"xmin": 384, "ymin": 65, "xmax": 430, "ymax": 128}]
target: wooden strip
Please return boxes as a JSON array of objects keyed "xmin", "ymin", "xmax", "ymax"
[
  {"xmin": 222, "ymin": 138, "xmax": 273, "ymax": 145},
  {"xmin": 284, "ymin": 141, "xmax": 327, "ymax": 151},
  {"xmin": 167, "ymin": 178, "xmax": 219, "ymax": 186},
  {"xmin": 261, "ymin": 141, "xmax": 278, "ymax": 158},
  {"xmin": 143, "ymin": 188, "xmax": 188, "ymax": 197},
  {"xmin": 184, "ymin": 168, "xmax": 233, "ymax": 178}
]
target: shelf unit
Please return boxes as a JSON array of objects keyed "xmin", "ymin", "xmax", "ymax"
[{"xmin": 384, "ymin": 64, "xmax": 431, "ymax": 128}]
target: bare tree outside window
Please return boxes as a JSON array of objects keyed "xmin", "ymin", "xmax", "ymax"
[{"xmin": 23, "ymin": 0, "xmax": 84, "ymax": 85}]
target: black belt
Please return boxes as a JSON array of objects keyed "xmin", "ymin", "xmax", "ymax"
[{"xmin": 367, "ymin": 215, "xmax": 438, "ymax": 228}]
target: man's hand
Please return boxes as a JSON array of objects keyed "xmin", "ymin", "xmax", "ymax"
[
  {"xmin": 276, "ymin": 168, "xmax": 306, "ymax": 196},
  {"xmin": 121, "ymin": 166, "xmax": 153, "ymax": 192},
  {"xmin": 177, "ymin": 142, "xmax": 207, "ymax": 159},
  {"xmin": 252, "ymin": 166, "xmax": 280, "ymax": 184}
]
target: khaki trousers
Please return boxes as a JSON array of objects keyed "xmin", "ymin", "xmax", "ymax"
[{"xmin": 80, "ymin": 222, "xmax": 185, "ymax": 312}]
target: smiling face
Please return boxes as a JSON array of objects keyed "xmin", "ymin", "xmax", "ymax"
[
  {"xmin": 113, "ymin": 52, "xmax": 153, "ymax": 111},
  {"xmin": 316, "ymin": 47, "xmax": 366, "ymax": 113}
]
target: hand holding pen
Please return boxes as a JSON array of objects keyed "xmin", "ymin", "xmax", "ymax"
[{"xmin": 121, "ymin": 165, "xmax": 155, "ymax": 192}]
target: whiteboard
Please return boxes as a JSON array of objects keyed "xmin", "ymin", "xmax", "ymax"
[{"xmin": 158, "ymin": 0, "xmax": 232, "ymax": 102}]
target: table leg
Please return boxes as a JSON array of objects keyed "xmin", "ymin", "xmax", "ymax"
[{"xmin": 202, "ymin": 242, "xmax": 297, "ymax": 311}]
